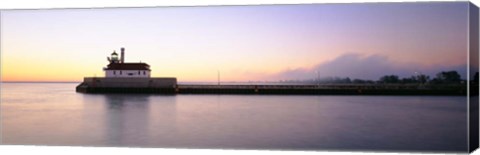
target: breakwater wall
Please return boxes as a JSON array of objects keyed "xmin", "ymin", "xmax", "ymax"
[
  {"xmin": 76, "ymin": 81, "xmax": 470, "ymax": 95},
  {"xmin": 76, "ymin": 77, "xmax": 177, "ymax": 93},
  {"xmin": 175, "ymin": 84, "xmax": 467, "ymax": 95}
]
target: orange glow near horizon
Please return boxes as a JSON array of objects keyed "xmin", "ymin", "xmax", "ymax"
[{"xmin": 0, "ymin": 3, "xmax": 471, "ymax": 82}]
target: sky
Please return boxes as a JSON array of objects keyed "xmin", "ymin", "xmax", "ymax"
[{"xmin": 0, "ymin": 2, "xmax": 473, "ymax": 82}]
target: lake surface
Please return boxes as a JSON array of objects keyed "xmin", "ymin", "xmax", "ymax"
[{"xmin": 1, "ymin": 83, "xmax": 468, "ymax": 152}]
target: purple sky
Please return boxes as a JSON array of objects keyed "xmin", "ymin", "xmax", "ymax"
[{"xmin": 1, "ymin": 2, "xmax": 473, "ymax": 82}]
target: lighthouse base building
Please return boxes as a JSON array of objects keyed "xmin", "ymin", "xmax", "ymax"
[{"xmin": 76, "ymin": 48, "xmax": 177, "ymax": 93}]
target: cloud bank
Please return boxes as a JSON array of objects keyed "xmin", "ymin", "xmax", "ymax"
[{"xmin": 269, "ymin": 53, "xmax": 467, "ymax": 81}]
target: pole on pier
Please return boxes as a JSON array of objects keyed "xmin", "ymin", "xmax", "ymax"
[
  {"xmin": 217, "ymin": 70, "xmax": 220, "ymax": 85},
  {"xmin": 121, "ymin": 47, "xmax": 125, "ymax": 63}
]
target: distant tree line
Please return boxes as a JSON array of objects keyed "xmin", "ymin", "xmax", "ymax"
[
  {"xmin": 278, "ymin": 70, "xmax": 477, "ymax": 85},
  {"xmin": 378, "ymin": 71, "xmax": 462, "ymax": 84}
]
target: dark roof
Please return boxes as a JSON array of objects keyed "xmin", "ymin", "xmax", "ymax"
[{"xmin": 105, "ymin": 63, "xmax": 150, "ymax": 70}]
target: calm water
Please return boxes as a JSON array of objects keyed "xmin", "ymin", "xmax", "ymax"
[{"xmin": 1, "ymin": 83, "xmax": 468, "ymax": 152}]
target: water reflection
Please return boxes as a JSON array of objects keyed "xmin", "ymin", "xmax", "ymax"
[
  {"xmin": 1, "ymin": 83, "xmax": 468, "ymax": 152},
  {"xmin": 102, "ymin": 94, "xmax": 151, "ymax": 146}
]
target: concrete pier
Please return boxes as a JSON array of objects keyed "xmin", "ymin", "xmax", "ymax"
[
  {"xmin": 76, "ymin": 77, "xmax": 177, "ymax": 94},
  {"xmin": 76, "ymin": 80, "xmax": 468, "ymax": 95},
  {"xmin": 174, "ymin": 84, "xmax": 467, "ymax": 95}
]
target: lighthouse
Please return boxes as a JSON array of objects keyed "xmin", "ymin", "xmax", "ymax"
[
  {"xmin": 103, "ymin": 48, "xmax": 151, "ymax": 78},
  {"xmin": 76, "ymin": 47, "xmax": 177, "ymax": 93}
]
